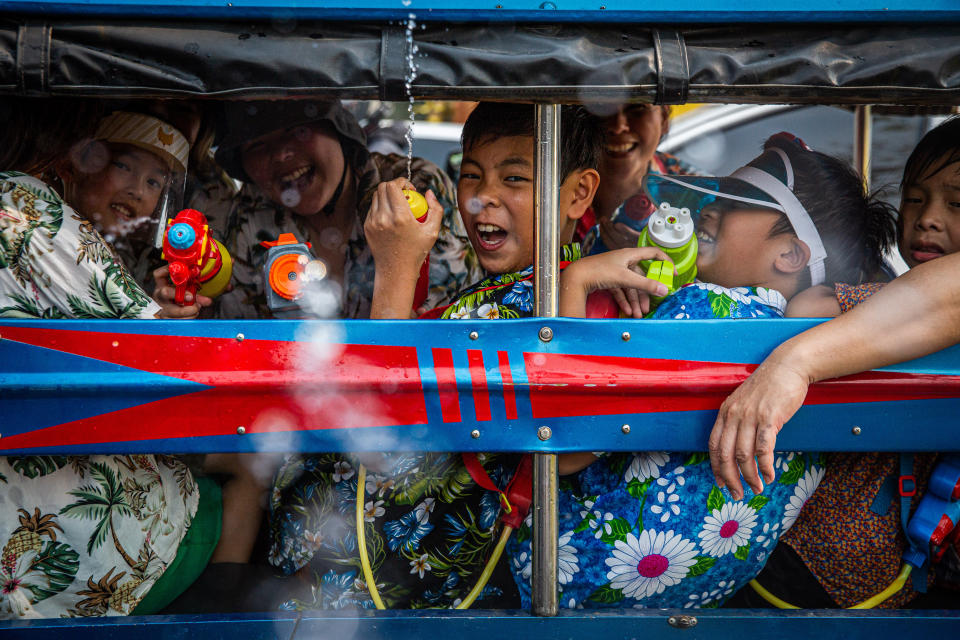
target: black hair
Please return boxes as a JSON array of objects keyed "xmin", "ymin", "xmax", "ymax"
[
  {"xmin": 901, "ymin": 115, "xmax": 960, "ymax": 192},
  {"xmin": 460, "ymin": 102, "xmax": 604, "ymax": 181},
  {"xmin": 0, "ymin": 97, "xmax": 104, "ymax": 175},
  {"xmin": 766, "ymin": 137, "xmax": 897, "ymax": 286}
]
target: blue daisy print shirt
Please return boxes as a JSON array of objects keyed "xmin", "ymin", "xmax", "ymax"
[{"xmin": 507, "ymin": 282, "xmax": 824, "ymax": 610}]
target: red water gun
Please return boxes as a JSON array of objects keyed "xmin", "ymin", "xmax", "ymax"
[{"xmin": 161, "ymin": 209, "xmax": 233, "ymax": 305}]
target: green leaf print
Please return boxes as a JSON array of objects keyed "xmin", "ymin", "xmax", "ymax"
[
  {"xmin": 706, "ymin": 486, "xmax": 725, "ymax": 513},
  {"xmin": 709, "ymin": 291, "xmax": 734, "ymax": 318},
  {"xmin": 0, "ymin": 292, "xmax": 69, "ymax": 319},
  {"xmin": 10, "ymin": 456, "xmax": 69, "ymax": 479},
  {"xmin": 779, "ymin": 457, "xmax": 805, "ymax": 485},
  {"xmin": 587, "ymin": 584, "xmax": 624, "ymax": 604},
  {"xmin": 599, "ymin": 517, "xmax": 632, "ymax": 545},
  {"xmin": 734, "ymin": 544, "xmax": 751, "ymax": 561},
  {"xmin": 26, "ymin": 540, "xmax": 80, "ymax": 602},
  {"xmin": 686, "ymin": 555, "xmax": 717, "ymax": 577},
  {"xmin": 626, "ymin": 477, "xmax": 652, "ymax": 500},
  {"xmin": 701, "ymin": 600, "xmax": 721, "ymax": 609},
  {"xmin": 746, "ymin": 495, "xmax": 769, "ymax": 511},
  {"xmin": 573, "ymin": 516, "xmax": 593, "ymax": 534},
  {"xmin": 683, "ymin": 452, "xmax": 710, "ymax": 466}
]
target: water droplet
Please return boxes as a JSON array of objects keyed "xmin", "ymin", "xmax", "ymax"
[
  {"xmin": 466, "ymin": 197, "xmax": 483, "ymax": 215},
  {"xmin": 281, "ymin": 188, "xmax": 301, "ymax": 208}
]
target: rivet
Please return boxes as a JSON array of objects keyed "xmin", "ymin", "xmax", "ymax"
[
  {"xmin": 496, "ymin": 3, "xmax": 502, "ymax": 7},
  {"xmin": 471, "ymin": 429, "xmax": 481, "ymax": 439},
  {"xmin": 469, "ymin": 331, "xmax": 479, "ymax": 340},
  {"xmin": 621, "ymin": 331, "xmax": 631, "ymax": 341},
  {"xmin": 236, "ymin": 333, "xmax": 245, "ymax": 342},
  {"xmin": 112, "ymin": 340, "xmax": 119, "ymax": 347},
  {"xmin": 668, "ymin": 615, "xmax": 698, "ymax": 629},
  {"xmin": 539, "ymin": 1, "xmax": 557, "ymax": 7},
  {"xmin": 237, "ymin": 426, "xmax": 246, "ymax": 435},
  {"xmin": 539, "ymin": 326, "xmax": 554, "ymax": 342},
  {"xmin": 621, "ymin": 424, "xmax": 631, "ymax": 434},
  {"xmin": 852, "ymin": 426, "xmax": 862, "ymax": 436},
  {"xmin": 537, "ymin": 426, "xmax": 552, "ymax": 441}
]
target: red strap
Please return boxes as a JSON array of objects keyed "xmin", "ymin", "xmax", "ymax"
[
  {"xmin": 462, "ymin": 453, "xmax": 533, "ymax": 529},
  {"xmin": 413, "ymin": 255, "xmax": 430, "ymax": 313}
]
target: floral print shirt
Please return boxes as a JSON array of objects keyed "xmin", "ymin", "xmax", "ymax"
[
  {"xmin": 0, "ymin": 455, "xmax": 198, "ymax": 619},
  {"xmin": 197, "ymin": 153, "xmax": 481, "ymax": 319},
  {"xmin": 437, "ymin": 244, "xmax": 582, "ymax": 319},
  {"xmin": 0, "ymin": 172, "xmax": 160, "ymax": 319},
  {"xmin": 650, "ymin": 283, "xmax": 787, "ymax": 320},
  {"xmin": 507, "ymin": 280, "xmax": 816, "ymax": 610}
]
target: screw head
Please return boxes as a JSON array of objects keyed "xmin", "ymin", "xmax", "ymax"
[
  {"xmin": 469, "ymin": 331, "xmax": 479, "ymax": 340},
  {"xmin": 621, "ymin": 424, "xmax": 631, "ymax": 434},
  {"xmin": 621, "ymin": 331, "xmax": 631, "ymax": 342},
  {"xmin": 539, "ymin": 326, "xmax": 554, "ymax": 342},
  {"xmin": 852, "ymin": 426, "xmax": 862, "ymax": 435},
  {"xmin": 237, "ymin": 426, "xmax": 246, "ymax": 435},
  {"xmin": 236, "ymin": 333, "xmax": 245, "ymax": 342},
  {"xmin": 537, "ymin": 426, "xmax": 552, "ymax": 441},
  {"xmin": 471, "ymin": 429, "xmax": 480, "ymax": 439}
]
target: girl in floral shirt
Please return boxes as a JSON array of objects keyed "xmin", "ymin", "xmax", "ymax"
[{"xmin": 514, "ymin": 133, "xmax": 897, "ymax": 609}]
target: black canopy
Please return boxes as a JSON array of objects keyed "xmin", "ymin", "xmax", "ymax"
[{"xmin": 2, "ymin": 18, "xmax": 959, "ymax": 104}]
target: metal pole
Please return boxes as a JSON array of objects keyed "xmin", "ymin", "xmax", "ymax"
[
  {"xmin": 532, "ymin": 103, "xmax": 560, "ymax": 617},
  {"xmin": 853, "ymin": 105, "xmax": 872, "ymax": 192}
]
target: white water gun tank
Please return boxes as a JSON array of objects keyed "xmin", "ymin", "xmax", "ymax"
[{"xmin": 647, "ymin": 201, "xmax": 694, "ymax": 249}]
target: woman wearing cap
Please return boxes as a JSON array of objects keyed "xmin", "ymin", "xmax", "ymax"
[
  {"xmin": 165, "ymin": 99, "xmax": 481, "ymax": 320},
  {"xmin": 503, "ymin": 133, "xmax": 897, "ymax": 610},
  {"xmin": 0, "ymin": 104, "xmax": 230, "ymax": 619}
]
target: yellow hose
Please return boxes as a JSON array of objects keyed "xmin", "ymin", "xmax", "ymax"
[
  {"xmin": 355, "ymin": 464, "xmax": 386, "ymax": 610},
  {"xmin": 356, "ymin": 463, "xmax": 513, "ymax": 610},
  {"xmin": 847, "ymin": 564, "xmax": 912, "ymax": 609},
  {"xmin": 749, "ymin": 563, "xmax": 913, "ymax": 610}
]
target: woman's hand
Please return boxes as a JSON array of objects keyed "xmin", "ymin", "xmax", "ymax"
[
  {"xmin": 152, "ymin": 265, "xmax": 213, "ymax": 319},
  {"xmin": 708, "ymin": 349, "xmax": 811, "ymax": 499},
  {"xmin": 560, "ymin": 247, "xmax": 671, "ymax": 318}
]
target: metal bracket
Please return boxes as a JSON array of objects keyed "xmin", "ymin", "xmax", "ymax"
[{"xmin": 652, "ymin": 28, "xmax": 689, "ymax": 105}]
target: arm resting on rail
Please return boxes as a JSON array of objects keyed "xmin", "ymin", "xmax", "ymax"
[{"xmin": 710, "ymin": 251, "xmax": 960, "ymax": 499}]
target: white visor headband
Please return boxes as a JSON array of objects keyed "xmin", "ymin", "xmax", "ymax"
[{"xmin": 730, "ymin": 148, "xmax": 827, "ymax": 286}]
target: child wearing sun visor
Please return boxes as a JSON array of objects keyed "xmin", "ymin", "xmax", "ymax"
[{"xmin": 519, "ymin": 133, "xmax": 896, "ymax": 611}]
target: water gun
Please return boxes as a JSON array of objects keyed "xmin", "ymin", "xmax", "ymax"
[
  {"xmin": 261, "ymin": 233, "xmax": 328, "ymax": 317},
  {"xmin": 403, "ymin": 189, "xmax": 428, "ymax": 221},
  {"xmin": 905, "ymin": 454, "xmax": 960, "ymax": 569},
  {"xmin": 638, "ymin": 201, "xmax": 698, "ymax": 310},
  {"xmin": 161, "ymin": 209, "xmax": 233, "ymax": 305}
]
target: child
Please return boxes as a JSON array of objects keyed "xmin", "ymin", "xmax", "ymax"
[
  {"xmin": 738, "ymin": 116, "xmax": 960, "ymax": 609},
  {"xmin": 263, "ymin": 103, "xmax": 653, "ymax": 611},
  {"xmin": 506, "ymin": 133, "xmax": 897, "ymax": 610}
]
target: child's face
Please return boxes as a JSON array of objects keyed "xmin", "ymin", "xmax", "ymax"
[
  {"xmin": 241, "ymin": 122, "xmax": 346, "ymax": 217},
  {"xmin": 458, "ymin": 135, "xmax": 535, "ymax": 274},
  {"xmin": 695, "ymin": 204, "xmax": 786, "ymax": 288},
  {"xmin": 73, "ymin": 145, "xmax": 169, "ymax": 236},
  {"xmin": 898, "ymin": 159, "xmax": 960, "ymax": 268}
]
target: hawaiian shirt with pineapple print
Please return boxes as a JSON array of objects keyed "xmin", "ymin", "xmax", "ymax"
[
  {"xmin": 0, "ymin": 455, "xmax": 198, "ymax": 619},
  {"xmin": 197, "ymin": 153, "xmax": 482, "ymax": 320},
  {"xmin": 0, "ymin": 172, "xmax": 160, "ymax": 319}
]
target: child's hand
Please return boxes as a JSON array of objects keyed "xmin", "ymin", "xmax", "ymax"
[
  {"xmin": 365, "ymin": 177, "xmax": 443, "ymax": 276},
  {"xmin": 560, "ymin": 247, "xmax": 672, "ymax": 318},
  {"xmin": 152, "ymin": 265, "xmax": 213, "ymax": 319},
  {"xmin": 365, "ymin": 177, "xmax": 444, "ymax": 319}
]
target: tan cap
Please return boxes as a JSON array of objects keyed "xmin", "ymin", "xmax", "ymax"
[{"xmin": 94, "ymin": 111, "xmax": 189, "ymax": 173}]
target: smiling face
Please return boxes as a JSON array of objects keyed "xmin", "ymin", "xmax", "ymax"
[
  {"xmin": 70, "ymin": 144, "xmax": 169, "ymax": 236},
  {"xmin": 240, "ymin": 122, "xmax": 346, "ymax": 216},
  {"xmin": 695, "ymin": 204, "xmax": 788, "ymax": 288},
  {"xmin": 898, "ymin": 158, "xmax": 960, "ymax": 268},
  {"xmin": 457, "ymin": 135, "xmax": 536, "ymax": 275},
  {"xmin": 599, "ymin": 105, "xmax": 668, "ymax": 196}
]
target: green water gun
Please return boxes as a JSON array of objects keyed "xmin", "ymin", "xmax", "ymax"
[{"xmin": 638, "ymin": 201, "xmax": 698, "ymax": 310}]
